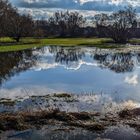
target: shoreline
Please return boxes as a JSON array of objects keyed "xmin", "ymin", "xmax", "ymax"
[{"xmin": 0, "ymin": 93, "xmax": 140, "ymax": 133}]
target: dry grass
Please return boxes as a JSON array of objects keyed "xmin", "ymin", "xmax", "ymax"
[
  {"xmin": 1, "ymin": 105, "xmax": 140, "ymax": 133},
  {"xmin": 0, "ymin": 109, "xmax": 104, "ymax": 132},
  {"xmin": 119, "ymin": 108, "xmax": 140, "ymax": 118},
  {"xmin": 53, "ymin": 93, "xmax": 72, "ymax": 98}
]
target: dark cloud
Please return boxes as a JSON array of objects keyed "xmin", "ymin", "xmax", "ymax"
[
  {"xmin": 10, "ymin": 0, "xmax": 140, "ymax": 13},
  {"xmin": 15, "ymin": 0, "xmax": 80, "ymax": 9},
  {"xmin": 79, "ymin": 1, "xmax": 124, "ymax": 11}
]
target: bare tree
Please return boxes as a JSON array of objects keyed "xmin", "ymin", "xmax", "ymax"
[
  {"xmin": 7, "ymin": 13, "xmax": 34, "ymax": 42},
  {"xmin": 94, "ymin": 13, "xmax": 109, "ymax": 38},
  {"xmin": 94, "ymin": 6, "xmax": 137, "ymax": 43},
  {"xmin": 34, "ymin": 20, "xmax": 47, "ymax": 38},
  {"xmin": 0, "ymin": 0, "xmax": 15, "ymax": 37},
  {"xmin": 48, "ymin": 11, "xmax": 86, "ymax": 37},
  {"xmin": 0, "ymin": 0, "xmax": 34, "ymax": 42}
]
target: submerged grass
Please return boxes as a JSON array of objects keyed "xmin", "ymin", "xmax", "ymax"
[
  {"xmin": 1, "ymin": 107, "xmax": 140, "ymax": 132},
  {"xmin": 53, "ymin": 93, "xmax": 72, "ymax": 98},
  {"xmin": 0, "ymin": 93, "xmax": 140, "ymax": 133}
]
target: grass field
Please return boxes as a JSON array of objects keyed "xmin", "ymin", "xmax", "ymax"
[{"xmin": 0, "ymin": 37, "xmax": 139, "ymax": 52}]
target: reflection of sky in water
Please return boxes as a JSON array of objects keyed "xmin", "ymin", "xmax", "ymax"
[{"xmin": 0, "ymin": 46, "xmax": 140, "ymax": 102}]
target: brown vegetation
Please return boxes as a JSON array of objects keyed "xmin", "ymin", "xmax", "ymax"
[
  {"xmin": 1, "ymin": 105, "xmax": 140, "ymax": 134},
  {"xmin": 53, "ymin": 93, "xmax": 72, "ymax": 98},
  {"xmin": 119, "ymin": 108, "xmax": 140, "ymax": 118},
  {"xmin": 0, "ymin": 109, "xmax": 103, "ymax": 132}
]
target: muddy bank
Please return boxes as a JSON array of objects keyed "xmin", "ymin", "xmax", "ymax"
[
  {"xmin": 0, "ymin": 109, "xmax": 103, "ymax": 132},
  {"xmin": 0, "ymin": 107, "xmax": 140, "ymax": 134},
  {"xmin": 0, "ymin": 93, "xmax": 140, "ymax": 138}
]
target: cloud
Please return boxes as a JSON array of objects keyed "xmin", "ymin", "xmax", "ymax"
[
  {"xmin": 124, "ymin": 75, "xmax": 139, "ymax": 86},
  {"xmin": 11, "ymin": 0, "xmax": 140, "ymax": 12},
  {"xmin": 0, "ymin": 86, "xmax": 58, "ymax": 100},
  {"xmin": 0, "ymin": 87, "xmax": 140, "ymax": 113},
  {"xmin": 33, "ymin": 60, "xmax": 99, "ymax": 71},
  {"xmin": 10, "ymin": 0, "xmax": 140, "ymax": 19},
  {"xmin": 79, "ymin": 0, "xmax": 128, "ymax": 11},
  {"xmin": 18, "ymin": 8, "xmax": 98, "ymax": 20},
  {"xmin": 14, "ymin": 0, "xmax": 80, "ymax": 9}
]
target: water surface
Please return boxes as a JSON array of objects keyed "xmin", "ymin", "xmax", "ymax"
[{"xmin": 0, "ymin": 46, "xmax": 140, "ymax": 103}]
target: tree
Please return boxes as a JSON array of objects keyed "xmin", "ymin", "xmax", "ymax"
[
  {"xmin": 7, "ymin": 13, "xmax": 34, "ymax": 42},
  {"xmin": 0, "ymin": 0, "xmax": 15, "ymax": 37},
  {"xmin": 94, "ymin": 13, "xmax": 109, "ymax": 38},
  {"xmin": 0, "ymin": 0, "xmax": 34, "ymax": 42},
  {"xmin": 94, "ymin": 7, "xmax": 137, "ymax": 43},
  {"xmin": 34, "ymin": 20, "xmax": 47, "ymax": 37},
  {"xmin": 47, "ymin": 11, "xmax": 86, "ymax": 37}
]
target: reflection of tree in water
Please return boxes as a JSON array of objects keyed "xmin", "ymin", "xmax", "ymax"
[
  {"xmin": 47, "ymin": 47, "xmax": 140, "ymax": 73},
  {"xmin": 48, "ymin": 46, "xmax": 85, "ymax": 64},
  {"xmin": 93, "ymin": 53, "xmax": 134, "ymax": 73},
  {"xmin": 136, "ymin": 53, "xmax": 140, "ymax": 66},
  {"xmin": 2, "ymin": 46, "xmax": 140, "ymax": 87},
  {"xmin": 0, "ymin": 50, "xmax": 37, "ymax": 85}
]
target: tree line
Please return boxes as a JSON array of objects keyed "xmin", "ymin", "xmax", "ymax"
[
  {"xmin": 0, "ymin": 0, "xmax": 139, "ymax": 43},
  {"xmin": 94, "ymin": 6, "xmax": 138, "ymax": 43}
]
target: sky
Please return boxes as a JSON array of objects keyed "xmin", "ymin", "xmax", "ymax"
[{"xmin": 9, "ymin": 0, "xmax": 140, "ymax": 19}]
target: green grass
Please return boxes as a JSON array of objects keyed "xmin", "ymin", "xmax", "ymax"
[
  {"xmin": 0, "ymin": 38, "xmax": 44, "ymax": 52},
  {"xmin": 129, "ymin": 39, "xmax": 140, "ymax": 45},
  {"xmin": 0, "ymin": 37, "xmax": 139, "ymax": 52},
  {"xmin": 0, "ymin": 37, "xmax": 114, "ymax": 52},
  {"xmin": 0, "ymin": 37, "xmax": 14, "ymax": 43},
  {"xmin": 41, "ymin": 38, "xmax": 112, "ymax": 46}
]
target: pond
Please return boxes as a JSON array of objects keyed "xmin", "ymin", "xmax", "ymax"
[
  {"xmin": 1, "ymin": 46, "xmax": 140, "ymax": 140},
  {"xmin": 0, "ymin": 46, "xmax": 140, "ymax": 103}
]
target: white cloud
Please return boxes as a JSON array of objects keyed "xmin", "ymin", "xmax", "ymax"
[
  {"xmin": 124, "ymin": 75, "xmax": 139, "ymax": 86},
  {"xmin": 9, "ymin": 0, "xmax": 140, "ymax": 20},
  {"xmin": 18, "ymin": 8, "xmax": 98, "ymax": 20},
  {"xmin": 0, "ymin": 86, "xmax": 59, "ymax": 100},
  {"xmin": 32, "ymin": 59, "xmax": 98, "ymax": 71},
  {"xmin": 12, "ymin": 0, "xmax": 140, "ymax": 12},
  {"xmin": 31, "ymin": 47, "xmax": 99, "ymax": 71}
]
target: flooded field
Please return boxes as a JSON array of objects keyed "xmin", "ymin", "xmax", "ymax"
[
  {"xmin": 1, "ymin": 46, "xmax": 140, "ymax": 100},
  {"xmin": 1, "ymin": 46, "xmax": 140, "ymax": 139}
]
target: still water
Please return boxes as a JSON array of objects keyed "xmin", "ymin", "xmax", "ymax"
[{"xmin": 0, "ymin": 46, "xmax": 140, "ymax": 102}]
